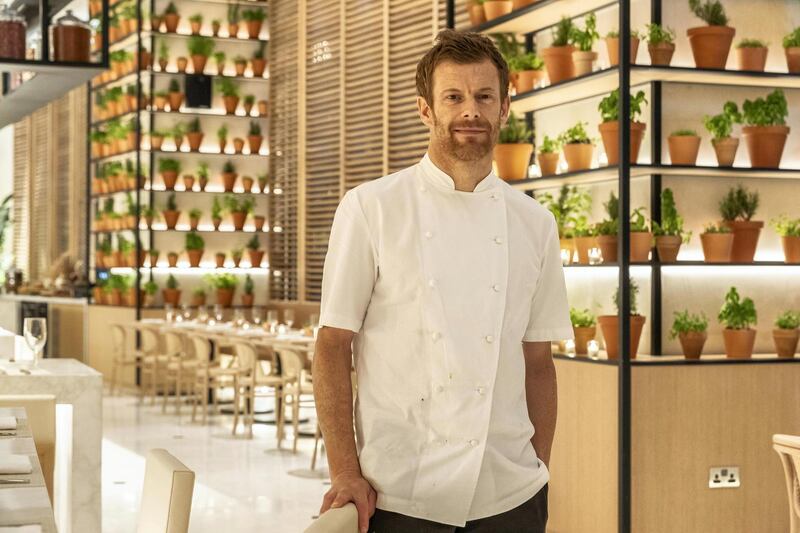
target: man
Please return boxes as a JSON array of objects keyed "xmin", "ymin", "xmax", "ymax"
[{"xmin": 312, "ymin": 30, "xmax": 573, "ymax": 533}]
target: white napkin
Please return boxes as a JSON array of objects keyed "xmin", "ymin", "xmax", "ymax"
[
  {"xmin": 0, "ymin": 328, "xmax": 15, "ymax": 361},
  {"xmin": 0, "ymin": 417, "xmax": 16, "ymax": 430},
  {"xmin": 0, "ymin": 526, "xmax": 43, "ymax": 533},
  {"xmin": 0, "ymin": 454, "xmax": 32, "ymax": 475}
]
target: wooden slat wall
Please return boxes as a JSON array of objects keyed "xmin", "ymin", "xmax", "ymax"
[{"xmin": 12, "ymin": 119, "xmax": 30, "ymax": 277}]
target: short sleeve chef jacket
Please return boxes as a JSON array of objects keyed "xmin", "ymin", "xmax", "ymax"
[{"xmin": 319, "ymin": 153, "xmax": 574, "ymax": 527}]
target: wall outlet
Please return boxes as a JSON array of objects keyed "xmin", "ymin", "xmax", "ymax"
[{"xmin": 709, "ymin": 466, "xmax": 740, "ymax": 488}]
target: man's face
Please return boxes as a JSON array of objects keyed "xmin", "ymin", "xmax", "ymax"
[{"xmin": 419, "ymin": 59, "xmax": 509, "ymax": 162}]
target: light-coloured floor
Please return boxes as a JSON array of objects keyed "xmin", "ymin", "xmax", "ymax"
[{"xmin": 102, "ymin": 393, "xmax": 329, "ymax": 533}]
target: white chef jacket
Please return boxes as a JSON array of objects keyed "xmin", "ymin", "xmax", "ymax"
[{"xmin": 318, "ymin": 153, "xmax": 574, "ymax": 526}]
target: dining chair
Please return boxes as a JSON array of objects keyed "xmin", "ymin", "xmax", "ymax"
[
  {"xmin": 136, "ymin": 448, "xmax": 195, "ymax": 533},
  {"xmin": 0, "ymin": 394, "xmax": 56, "ymax": 501},
  {"xmin": 773, "ymin": 433, "xmax": 800, "ymax": 533},
  {"xmin": 137, "ymin": 323, "xmax": 167, "ymax": 404},
  {"xmin": 109, "ymin": 324, "xmax": 141, "ymax": 396},
  {"xmin": 231, "ymin": 341, "xmax": 285, "ymax": 438},
  {"xmin": 161, "ymin": 330, "xmax": 198, "ymax": 414},
  {"xmin": 190, "ymin": 334, "xmax": 238, "ymax": 424},
  {"xmin": 303, "ymin": 502, "xmax": 358, "ymax": 533},
  {"xmin": 275, "ymin": 346, "xmax": 315, "ymax": 452}
]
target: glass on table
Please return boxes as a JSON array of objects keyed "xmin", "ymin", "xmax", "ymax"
[
  {"xmin": 284, "ymin": 309, "xmax": 295, "ymax": 329},
  {"xmin": 213, "ymin": 304, "xmax": 223, "ymax": 322},
  {"xmin": 233, "ymin": 308, "xmax": 245, "ymax": 327},
  {"xmin": 22, "ymin": 317, "xmax": 47, "ymax": 367},
  {"xmin": 181, "ymin": 304, "xmax": 192, "ymax": 321},
  {"xmin": 266, "ymin": 310, "xmax": 278, "ymax": 333},
  {"xmin": 251, "ymin": 307, "xmax": 263, "ymax": 326},
  {"xmin": 197, "ymin": 305, "xmax": 209, "ymax": 323},
  {"xmin": 165, "ymin": 303, "xmax": 174, "ymax": 322}
]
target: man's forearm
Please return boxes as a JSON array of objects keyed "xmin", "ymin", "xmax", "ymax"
[{"xmin": 526, "ymin": 360, "xmax": 557, "ymax": 467}]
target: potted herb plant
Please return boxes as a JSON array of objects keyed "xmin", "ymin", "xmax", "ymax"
[
  {"xmin": 542, "ymin": 17, "xmax": 576, "ymax": 84},
  {"xmin": 258, "ymin": 99, "xmax": 268, "ymax": 117},
  {"xmin": 163, "ymin": 274, "xmax": 181, "ymax": 306},
  {"xmin": 482, "ymin": 0, "xmax": 512, "ymax": 21},
  {"xmin": 191, "ymin": 286, "xmax": 207, "ymax": 307},
  {"xmin": 468, "ymin": 0, "xmax": 485, "ymax": 27},
  {"xmin": 185, "ymin": 231, "xmax": 205, "ymax": 267},
  {"xmin": 736, "ymin": 38, "xmax": 768, "ymax": 72},
  {"xmin": 629, "ymin": 207, "xmax": 652, "ymax": 262},
  {"xmin": 251, "ymin": 43, "xmax": 267, "ymax": 77},
  {"xmin": 211, "ymin": 197, "xmax": 223, "ymax": 229},
  {"xmin": 242, "ymin": 175, "xmax": 254, "ymax": 191},
  {"xmin": 652, "ymin": 188, "xmax": 690, "ymax": 263},
  {"xmin": 231, "ymin": 247, "xmax": 243, "ymax": 267},
  {"xmin": 233, "ymin": 137, "xmax": 245, "ymax": 154},
  {"xmin": 257, "ymin": 174, "xmax": 268, "ymax": 193},
  {"xmin": 569, "ymin": 308, "xmax": 596, "ymax": 356},
  {"xmin": 162, "ymin": 193, "xmax": 181, "ymax": 229},
  {"xmin": 176, "ymin": 56, "xmax": 188, "ymax": 73},
  {"xmin": 227, "ymin": 2, "xmax": 240, "ymax": 37},
  {"xmin": 569, "ymin": 13, "xmax": 599, "ymax": 76},
  {"xmin": 205, "ymin": 273, "xmax": 238, "ymax": 307},
  {"xmin": 183, "ymin": 173, "xmax": 195, "ymax": 190},
  {"xmin": 493, "ymin": 111, "xmax": 532, "ymax": 181},
  {"xmin": 718, "ymin": 286, "xmax": 757, "ymax": 359},
  {"xmin": 188, "ymin": 35, "xmax": 214, "ymax": 74},
  {"xmin": 700, "ymin": 223, "xmax": 733, "ymax": 262},
  {"xmin": 167, "ymin": 251, "xmax": 179, "ymax": 267},
  {"xmin": 536, "ymin": 135, "xmax": 560, "ymax": 177},
  {"xmin": 248, "ymin": 121, "xmax": 263, "ymax": 154},
  {"xmin": 212, "ymin": 19, "xmax": 221, "ymax": 37},
  {"xmin": 783, "ymin": 26, "xmax": 800, "ymax": 73},
  {"xmin": 773, "ymin": 310, "xmax": 799, "ymax": 358},
  {"xmin": 189, "ymin": 13, "xmax": 202, "ymax": 34},
  {"xmin": 163, "ymin": 1, "xmax": 180, "ymax": 33},
  {"xmin": 243, "ymin": 94, "xmax": 256, "ymax": 116},
  {"xmin": 188, "ymin": 208, "xmax": 202, "ymax": 230},
  {"xmin": 703, "ymin": 101, "xmax": 741, "ymax": 167},
  {"xmin": 148, "ymin": 249, "xmax": 159, "ymax": 267},
  {"xmin": 198, "ymin": 162, "xmax": 210, "ymax": 191},
  {"xmin": 154, "ymin": 91, "xmax": 168, "ymax": 111},
  {"xmin": 159, "ymin": 158, "xmax": 181, "ymax": 190},
  {"xmin": 242, "ymin": 8, "xmax": 266, "ymax": 39},
  {"xmin": 172, "ymin": 122, "xmax": 185, "ymax": 150},
  {"xmin": 538, "ymin": 185, "xmax": 588, "ymax": 263},
  {"xmin": 214, "ymin": 51, "xmax": 226, "ymax": 75},
  {"xmin": 508, "ymin": 52, "xmax": 544, "ymax": 93},
  {"xmin": 142, "ymin": 206, "xmax": 157, "ymax": 228},
  {"xmin": 225, "ymin": 194, "xmax": 254, "ymax": 230},
  {"xmin": 234, "ymin": 55, "xmax": 247, "ymax": 76},
  {"xmin": 217, "ymin": 124, "xmax": 228, "ymax": 153},
  {"xmin": 246, "ymin": 235, "xmax": 264, "ymax": 267},
  {"xmin": 771, "ymin": 215, "xmax": 800, "ymax": 263},
  {"xmin": 605, "ymin": 29, "xmax": 640, "ymax": 67},
  {"xmin": 667, "ymin": 129, "xmax": 701, "ymax": 165},
  {"xmin": 241, "ymin": 274, "xmax": 255, "ymax": 307},
  {"xmin": 221, "ymin": 161, "xmax": 237, "ymax": 192},
  {"xmin": 217, "ymin": 78, "xmax": 240, "ymax": 114},
  {"xmin": 167, "ymin": 78, "xmax": 183, "ymax": 111},
  {"xmin": 740, "ymin": 89, "xmax": 790, "ymax": 169},
  {"xmin": 670, "ymin": 310, "xmax": 708, "ymax": 359},
  {"xmin": 644, "ymin": 23, "xmax": 675, "ymax": 65},
  {"xmin": 558, "ymin": 121, "xmax": 593, "ymax": 171},
  {"xmin": 93, "ymin": 279, "xmax": 106, "ymax": 305},
  {"xmin": 594, "ymin": 192, "xmax": 618, "ymax": 263},
  {"xmin": 253, "ymin": 211, "xmax": 266, "ymax": 231},
  {"xmin": 144, "ymin": 280, "xmax": 158, "ymax": 307},
  {"xmin": 597, "ymin": 89, "xmax": 647, "ymax": 165},
  {"xmin": 719, "ymin": 184, "xmax": 762, "ymax": 262},
  {"xmin": 186, "ymin": 118, "xmax": 203, "ymax": 151},
  {"xmin": 687, "ymin": 0, "xmax": 735, "ymax": 69},
  {"xmin": 598, "ymin": 279, "xmax": 646, "ymax": 359},
  {"xmin": 157, "ymin": 39, "xmax": 169, "ymax": 71}
]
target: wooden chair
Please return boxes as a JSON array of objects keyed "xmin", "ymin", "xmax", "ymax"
[
  {"xmin": 303, "ymin": 502, "xmax": 358, "ymax": 533},
  {"xmin": 190, "ymin": 334, "xmax": 237, "ymax": 424},
  {"xmin": 275, "ymin": 346, "xmax": 315, "ymax": 452},
  {"xmin": 773, "ymin": 434, "xmax": 800, "ymax": 533},
  {"xmin": 136, "ymin": 449, "xmax": 195, "ymax": 533},
  {"xmin": 162, "ymin": 330, "xmax": 198, "ymax": 415},
  {"xmin": 109, "ymin": 324, "xmax": 143, "ymax": 396},
  {"xmin": 231, "ymin": 341, "xmax": 285, "ymax": 438},
  {"xmin": 137, "ymin": 324, "xmax": 167, "ymax": 404}
]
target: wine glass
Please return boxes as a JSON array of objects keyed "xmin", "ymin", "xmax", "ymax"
[
  {"xmin": 214, "ymin": 304, "xmax": 223, "ymax": 322},
  {"xmin": 23, "ymin": 318, "xmax": 47, "ymax": 367},
  {"xmin": 181, "ymin": 303, "xmax": 192, "ymax": 321},
  {"xmin": 267, "ymin": 310, "xmax": 278, "ymax": 333},
  {"xmin": 284, "ymin": 309, "xmax": 295, "ymax": 329},
  {"xmin": 233, "ymin": 308, "xmax": 244, "ymax": 327},
  {"xmin": 197, "ymin": 305, "xmax": 209, "ymax": 323},
  {"xmin": 165, "ymin": 303, "xmax": 174, "ymax": 323},
  {"xmin": 251, "ymin": 307, "xmax": 263, "ymax": 327}
]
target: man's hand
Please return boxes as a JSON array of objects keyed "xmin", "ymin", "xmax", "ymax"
[{"xmin": 320, "ymin": 470, "xmax": 377, "ymax": 533}]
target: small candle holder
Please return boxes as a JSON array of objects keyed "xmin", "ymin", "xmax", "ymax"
[
  {"xmin": 564, "ymin": 339, "xmax": 576, "ymax": 358},
  {"xmin": 587, "ymin": 340, "xmax": 600, "ymax": 360},
  {"xmin": 561, "ymin": 248, "xmax": 571, "ymax": 266},
  {"xmin": 588, "ymin": 247, "xmax": 602, "ymax": 265}
]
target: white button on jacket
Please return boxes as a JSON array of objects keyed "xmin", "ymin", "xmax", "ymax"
[{"xmin": 319, "ymin": 153, "xmax": 573, "ymax": 527}]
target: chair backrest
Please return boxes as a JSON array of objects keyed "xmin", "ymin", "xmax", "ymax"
[
  {"xmin": 234, "ymin": 342, "xmax": 257, "ymax": 375},
  {"xmin": 276, "ymin": 347, "xmax": 304, "ymax": 381},
  {"xmin": 138, "ymin": 325, "xmax": 160, "ymax": 354},
  {"xmin": 136, "ymin": 449, "xmax": 195, "ymax": 533},
  {"xmin": 111, "ymin": 325, "xmax": 126, "ymax": 360},
  {"xmin": 773, "ymin": 434, "xmax": 800, "ymax": 533},
  {"xmin": 191, "ymin": 336, "xmax": 212, "ymax": 365},
  {"xmin": 303, "ymin": 503, "xmax": 358, "ymax": 533},
  {"xmin": 0, "ymin": 394, "xmax": 56, "ymax": 501},
  {"xmin": 164, "ymin": 331, "xmax": 184, "ymax": 357}
]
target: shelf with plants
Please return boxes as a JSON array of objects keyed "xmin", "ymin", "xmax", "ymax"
[{"xmin": 468, "ymin": 0, "xmax": 616, "ymax": 35}]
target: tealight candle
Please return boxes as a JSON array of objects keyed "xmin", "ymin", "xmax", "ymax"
[
  {"xmin": 587, "ymin": 339, "xmax": 600, "ymax": 359},
  {"xmin": 564, "ymin": 339, "xmax": 576, "ymax": 358},
  {"xmin": 589, "ymin": 247, "xmax": 602, "ymax": 265}
]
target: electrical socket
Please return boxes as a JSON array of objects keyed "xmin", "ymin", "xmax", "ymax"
[{"xmin": 709, "ymin": 466, "xmax": 740, "ymax": 489}]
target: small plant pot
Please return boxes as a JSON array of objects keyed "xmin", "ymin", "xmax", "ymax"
[
  {"xmin": 217, "ymin": 63, "xmax": 226, "ymax": 75},
  {"xmin": 215, "ymin": 253, "xmax": 226, "ymax": 268},
  {"xmin": 186, "ymin": 132, "xmax": 203, "ymax": 152},
  {"xmin": 212, "ymin": 217, "xmax": 222, "ymax": 230},
  {"xmin": 251, "ymin": 58, "xmax": 267, "ymax": 77},
  {"xmin": 232, "ymin": 255, "xmax": 242, "ymax": 267},
  {"xmin": 668, "ymin": 135, "xmax": 701, "ymax": 165},
  {"xmin": 597, "ymin": 235, "xmax": 618, "ymax": 264},
  {"xmin": 162, "ymin": 288, "xmax": 182, "ymax": 307},
  {"xmin": 482, "ymin": 0, "xmax": 512, "ymax": 21},
  {"xmin": 655, "ymin": 235, "xmax": 682, "ymax": 263},
  {"xmin": 167, "ymin": 253, "xmax": 179, "ymax": 267},
  {"xmin": 605, "ymin": 36, "xmax": 640, "ymax": 66},
  {"xmin": 189, "ymin": 217, "xmax": 200, "ymax": 231},
  {"xmin": 248, "ymin": 135, "xmax": 263, "ymax": 154},
  {"xmin": 191, "ymin": 54, "xmax": 208, "ymax": 74},
  {"xmin": 212, "ymin": 21, "xmax": 220, "ymax": 36},
  {"xmin": 176, "ymin": 57, "xmax": 188, "ymax": 73},
  {"xmin": 722, "ymin": 328, "xmax": 756, "ymax": 359},
  {"xmin": 163, "ymin": 13, "xmax": 180, "ymax": 33},
  {"xmin": 629, "ymin": 231, "xmax": 652, "ymax": 262},
  {"xmin": 248, "ymin": 249, "xmax": 265, "ymax": 267},
  {"xmin": 143, "ymin": 294, "xmax": 155, "ymax": 307},
  {"xmin": 216, "ymin": 288, "xmax": 235, "ymax": 308},
  {"xmin": 222, "ymin": 172, "xmax": 238, "ymax": 192},
  {"xmin": 573, "ymin": 236, "xmax": 596, "ymax": 265},
  {"xmin": 243, "ymin": 101, "xmax": 254, "ymax": 116},
  {"xmin": 712, "ymin": 137, "xmax": 739, "ymax": 167},
  {"xmin": 218, "ymin": 139, "xmax": 227, "ymax": 153},
  {"xmin": 598, "ymin": 314, "xmax": 646, "ymax": 360},
  {"xmin": 231, "ymin": 211, "xmax": 247, "ymax": 231},
  {"xmin": 109, "ymin": 289, "xmax": 122, "ymax": 307},
  {"xmin": 493, "ymin": 143, "xmax": 533, "ymax": 181},
  {"xmin": 773, "ymin": 329, "xmax": 799, "ymax": 358},
  {"xmin": 198, "ymin": 177, "xmax": 208, "ymax": 191},
  {"xmin": 687, "ymin": 25, "xmax": 735, "ymax": 69},
  {"xmin": 223, "ymin": 96, "xmax": 240, "ymax": 114},
  {"xmin": 233, "ymin": 138, "xmax": 245, "ymax": 154},
  {"xmin": 511, "ymin": 0, "xmax": 534, "ymax": 8},
  {"xmin": 228, "ymin": 23, "xmax": 239, "ymax": 38},
  {"xmin": 242, "ymin": 176, "xmax": 254, "ymax": 191},
  {"xmin": 515, "ymin": 69, "xmax": 545, "ymax": 93},
  {"xmin": 246, "ymin": 20, "xmax": 262, "ymax": 39},
  {"xmin": 92, "ymin": 286, "xmax": 104, "ymax": 303},
  {"xmin": 537, "ymin": 152, "xmax": 559, "ymax": 177},
  {"xmin": 742, "ymin": 125, "xmax": 790, "ymax": 169},
  {"xmin": 541, "ymin": 45, "xmax": 575, "ymax": 84},
  {"xmin": 190, "ymin": 21, "xmax": 201, "ymax": 35},
  {"xmin": 183, "ymin": 175, "xmax": 195, "ymax": 190},
  {"xmin": 562, "ymin": 143, "xmax": 593, "ymax": 172},
  {"xmin": 647, "ymin": 42, "xmax": 674, "ymax": 66},
  {"xmin": 158, "ymin": 59, "xmax": 168, "ymax": 71},
  {"xmin": 161, "ymin": 171, "xmax": 178, "ymax": 190},
  {"xmin": 234, "ymin": 62, "xmax": 247, "ymax": 76},
  {"xmin": 253, "ymin": 215, "xmax": 265, "ymax": 231},
  {"xmin": 598, "ymin": 121, "xmax": 646, "ymax": 165},
  {"xmin": 149, "ymin": 252, "xmax": 159, "ymax": 267},
  {"xmin": 468, "ymin": 3, "xmax": 486, "ymax": 27},
  {"xmin": 722, "ymin": 219, "xmax": 763, "ymax": 263},
  {"xmin": 571, "ymin": 50, "xmax": 597, "ymax": 77},
  {"xmin": 737, "ymin": 46, "xmax": 768, "ymax": 72},
  {"xmin": 242, "ymin": 293, "xmax": 255, "ymax": 307},
  {"xmin": 154, "ymin": 96, "xmax": 167, "ymax": 111},
  {"xmin": 145, "ymin": 215, "xmax": 154, "ymax": 229},
  {"xmin": 192, "ymin": 293, "xmax": 206, "ymax": 307},
  {"xmin": 573, "ymin": 326, "xmax": 596, "ymax": 355},
  {"xmin": 700, "ymin": 232, "xmax": 733, "ymax": 263},
  {"xmin": 785, "ymin": 47, "xmax": 800, "ymax": 74},
  {"xmin": 163, "ymin": 210, "xmax": 181, "ymax": 229},
  {"xmin": 258, "ymin": 100, "xmax": 268, "ymax": 116},
  {"xmin": 187, "ymin": 249, "xmax": 203, "ymax": 267},
  {"xmin": 780, "ymin": 236, "xmax": 800, "ymax": 263},
  {"xmin": 678, "ymin": 331, "xmax": 707, "ymax": 360}
]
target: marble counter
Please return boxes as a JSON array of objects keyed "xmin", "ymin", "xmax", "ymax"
[{"xmin": 0, "ymin": 360, "xmax": 102, "ymax": 533}]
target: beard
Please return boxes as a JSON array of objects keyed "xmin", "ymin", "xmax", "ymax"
[{"xmin": 431, "ymin": 110, "xmax": 501, "ymax": 162}]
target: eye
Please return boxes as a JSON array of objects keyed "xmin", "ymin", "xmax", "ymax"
[{"xmin": 445, "ymin": 95, "xmax": 459, "ymax": 101}]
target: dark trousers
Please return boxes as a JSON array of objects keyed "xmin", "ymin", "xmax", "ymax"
[{"xmin": 368, "ymin": 484, "xmax": 548, "ymax": 532}]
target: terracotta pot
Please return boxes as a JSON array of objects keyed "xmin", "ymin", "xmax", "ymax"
[
  {"xmin": 191, "ymin": 54, "xmax": 208, "ymax": 74},
  {"xmin": 158, "ymin": 59, "xmax": 168, "ymax": 72},
  {"xmin": 253, "ymin": 215, "xmax": 265, "ymax": 231},
  {"xmin": 563, "ymin": 143, "xmax": 593, "ymax": 172},
  {"xmin": 785, "ymin": 47, "xmax": 800, "ymax": 74},
  {"xmin": 246, "ymin": 20, "xmax": 262, "ymax": 39},
  {"xmin": 187, "ymin": 249, "xmax": 203, "ymax": 267},
  {"xmin": 177, "ymin": 57, "xmax": 188, "ymax": 72},
  {"xmin": 605, "ymin": 37, "xmax": 640, "ymax": 66},
  {"xmin": 598, "ymin": 121, "xmax": 646, "ymax": 165},
  {"xmin": 92, "ymin": 286, "xmax": 104, "ymax": 303},
  {"xmin": 167, "ymin": 253, "xmax": 179, "ymax": 267},
  {"xmin": 712, "ymin": 137, "xmax": 739, "ymax": 167},
  {"xmin": 212, "ymin": 217, "xmax": 222, "ymax": 230},
  {"xmin": 700, "ymin": 232, "xmax": 733, "ymax": 263},
  {"xmin": 678, "ymin": 331, "xmax": 707, "ymax": 360},
  {"xmin": 573, "ymin": 326, "xmax": 596, "ymax": 355},
  {"xmin": 493, "ymin": 144, "xmax": 533, "ymax": 181},
  {"xmin": 242, "ymin": 176, "xmax": 254, "ymax": 191},
  {"xmin": 164, "ymin": 13, "xmax": 180, "ymax": 33},
  {"xmin": 168, "ymin": 92, "xmax": 183, "ymax": 111},
  {"xmin": 154, "ymin": 96, "xmax": 167, "ymax": 111},
  {"xmin": 258, "ymin": 100, "xmax": 268, "ymax": 116},
  {"xmin": 218, "ymin": 139, "xmax": 227, "ymax": 153},
  {"xmin": 186, "ymin": 132, "xmax": 203, "ymax": 151},
  {"xmin": 468, "ymin": 3, "xmax": 486, "ymax": 27},
  {"xmin": 737, "ymin": 46, "xmax": 768, "ymax": 72},
  {"xmin": 668, "ymin": 135, "xmax": 701, "ymax": 165},
  {"xmin": 242, "ymin": 293, "xmax": 255, "ymax": 307},
  {"xmin": 192, "ymin": 293, "xmax": 206, "ymax": 307},
  {"xmin": 511, "ymin": 0, "xmax": 534, "ymax": 8},
  {"xmin": 248, "ymin": 135, "xmax": 263, "ymax": 154},
  {"xmin": 574, "ymin": 236, "xmax": 596, "ymax": 265},
  {"xmin": 251, "ymin": 58, "xmax": 267, "ymax": 77},
  {"xmin": 572, "ymin": 50, "xmax": 597, "ymax": 77},
  {"xmin": 231, "ymin": 211, "xmax": 247, "ymax": 230},
  {"xmin": 183, "ymin": 175, "xmax": 195, "ymax": 190},
  {"xmin": 109, "ymin": 289, "xmax": 122, "ymax": 306},
  {"xmin": 145, "ymin": 215, "xmax": 154, "ymax": 229},
  {"xmin": 742, "ymin": 125, "xmax": 790, "ymax": 169},
  {"xmin": 217, "ymin": 62, "xmax": 226, "ymax": 75},
  {"xmin": 199, "ymin": 178, "xmax": 208, "ymax": 191},
  {"xmin": 234, "ymin": 61, "xmax": 247, "ymax": 76},
  {"xmin": 541, "ymin": 45, "xmax": 575, "ymax": 84},
  {"xmin": 232, "ymin": 138, "xmax": 245, "ymax": 154},
  {"xmin": 647, "ymin": 42, "xmax": 674, "ymax": 66},
  {"xmin": 687, "ymin": 25, "xmax": 735, "ymax": 69},
  {"xmin": 629, "ymin": 231, "xmax": 652, "ymax": 262},
  {"xmin": 149, "ymin": 251, "xmax": 159, "ymax": 267},
  {"xmin": 232, "ymin": 255, "xmax": 242, "ymax": 267},
  {"xmin": 656, "ymin": 235, "xmax": 682, "ymax": 263},
  {"xmin": 222, "ymin": 172, "xmax": 237, "ymax": 192},
  {"xmin": 223, "ymin": 96, "xmax": 239, "ymax": 114},
  {"xmin": 597, "ymin": 235, "xmax": 618, "ymax": 263},
  {"xmin": 161, "ymin": 171, "xmax": 178, "ymax": 190},
  {"xmin": 722, "ymin": 219, "xmax": 763, "ymax": 263},
  {"xmin": 781, "ymin": 236, "xmax": 800, "ymax": 263},
  {"xmin": 722, "ymin": 328, "xmax": 756, "ymax": 359},
  {"xmin": 248, "ymin": 249, "xmax": 264, "ymax": 267},
  {"xmin": 773, "ymin": 329, "xmax": 799, "ymax": 358},
  {"xmin": 483, "ymin": 0, "xmax": 512, "ymax": 20},
  {"xmin": 216, "ymin": 288, "xmax": 235, "ymax": 307},
  {"xmin": 515, "ymin": 69, "xmax": 545, "ymax": 93},
  {"xmin": 163, "ymin": 209, "xmax": 180, "ymax": 229},
  {"xmin": 537, "ymin": 152, "xmax": 559, "ymax": 176},
  {"xmin": 212, "ymin": 21, "xmax": 220, "ymax": 36},
  {"xmin": 215, "ymin": 253, "xmax": 226, "ymax": 268},
  {"xmin": 190, "ymin": 21, "xmax": 201, "ymax": 34},
  {"xmin": 162, "ymin": 288, "xmax": 182, "ymax": 307},
  {"xmin": 228, "ymin": 23, "xmax": 239, "ymax": 38},
  {"xmin": 598, "ymin": 314, "xmax": 646, "ymax": 360},
  {"xmin": 138, "ymin": 50, "xmax": 151, "ymax": 71},
  {"xmin": 189, "ymin": 216, "xmax": 200, "ymax": 230}
]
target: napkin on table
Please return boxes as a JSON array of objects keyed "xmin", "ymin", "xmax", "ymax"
[
  {"xmin": 0, "ymin": 454, "xmax": 32, "ymax": 475},
  {"xmin": 0, "ymin": 526, "xmax": 44, "ymax": 533},
  {"xmin": 0, "ymin": 417, "xmax": 16, "ymax": 430}
]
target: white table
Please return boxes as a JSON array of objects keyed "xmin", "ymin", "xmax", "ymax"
[{"xmin": 0, "ymin": 360, "xmax": 102, "ymax": 533}]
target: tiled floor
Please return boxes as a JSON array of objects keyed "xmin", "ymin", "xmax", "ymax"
[{"xmin": 102, "ymin": 393, "xmax": 329, "ymax": 532}]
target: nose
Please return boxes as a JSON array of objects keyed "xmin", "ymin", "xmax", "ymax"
[{"xmin": 461, "ymin": 96, "xmax": 481, "ymax": 119}]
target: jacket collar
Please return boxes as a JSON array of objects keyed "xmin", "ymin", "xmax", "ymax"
[{"xmin": 419, "ymin": 152, "xmax": 498, "ymax": 193}]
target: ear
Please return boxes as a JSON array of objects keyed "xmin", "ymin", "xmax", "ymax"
[
  {"xmin": 417, "ymin": 96, "xmax": 434, "ymax": 129},
  {"xmin": 499, "ymin": 95, "xmax": 511, "ymax": 126}
]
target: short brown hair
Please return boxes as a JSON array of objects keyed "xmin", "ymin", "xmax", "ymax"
[{"xmin": 416, "ymin": 29, "xmax": 509, "ymax": 108}]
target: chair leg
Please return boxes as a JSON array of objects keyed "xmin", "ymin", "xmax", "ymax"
[
  {"xmin": 310, "ymin": 423, "xmax": 321, "ymax": 470},
  {"xmin": 292, "ymin": 393, "xmax": 300, "ymax": 453},
  {"xmin": 276, "ymin": 391, "xmax": 284, "ymax": 449},
  {"xmin": 201, "ymin": 377, "xmax": 209, "ymax": 425},
  {"xmin": 175, "ymin": 369, "xmax": 182, "ymax": 415},
  {"xmin": 231, "ymin": 377, "xmax": 240, "ymax": 435},
  {"xmin": 162, "ymin": 371, "xmax": 170, "ymax": 413},
  {"xmin": 247, "ymin": 386, "xmax": 255, "ymax": 438},
  {"xmin": 191, "ymin": 378, "xmax": 198, "ymax": 422},
  {"xmin": 110, "ymin": 362, "xmax": 118, "ymax": 396}
]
